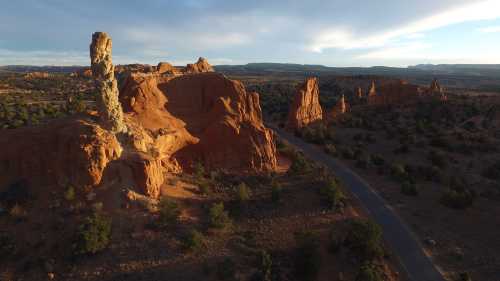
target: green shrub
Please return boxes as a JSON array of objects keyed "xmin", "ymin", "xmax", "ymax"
[
  {"xmin": 216, "ymin": 257, "xmax": 236, "ymax": 280},
  {"xmin": 289, "ymin": 152, "xmax": 311, "ymax": 175},
  {"xmin": 440, "ymin": 189, "xmax": 475, "ymax": 209},
  {"xmin": 209, "ymin": 203, "xmax": 231, "ymax": 229},
  {"xmin": 0, "ymin": 232, "xmax": 16, "ymax": 259},
  {"xmin": 183, "ymin": 229, "xmax": 205, "ymax": 251},
  {"xmin": 457, "ymin": 272, "xmax": 472, "ymax": 281},
  {"xmin": 193, "ymin": 161, "xmax": 205, "ymax": 179},
  {"xmin": 254, "ymin": 250, "xmax": 273, "ymax": 281},
  {"xmin": 401, "ymin": 181, "xmax": 418, "ymax": 196},
  {"xmin": 370, "ymin": 154, "xmax": 385, "ymax": 166},
  {"xmin": 390, "ymin": 163, "xmax": 408, "ymax": 182},
  {"xmin": 294, "ymin": 231, "xmax": 321, "ymax": 281},
  {"xmin": 74, "ymin": 213, "xmax": 112, "ymax": 255},
  {"xmin": 428, "ymin": 150, "xmax": 448, "ymax": 169},
  {"xmin": 482, "ymin": 161, "xmax": 500, "ymax": 181},
  {"xmin": 157, "ymin": 197, "xmax": 180, "ymax": 228},
  {"xmin": 345, "ymin": 219, "xmax": 384, "ymax": 261},
  {"xmin": 236, "ymin": 182, "xmax": 251, "ymax": 203},
  {"xmin": 198, "ymin": 180, "xmax": 212, "ymax": 195},
  {"xmin": 356, "ymin": 263, "xmax": 383, "ymax": 281},
  {"xmin": 340, "ymin": 147, "xmax": 355, "ymax": 159},
  {"xmin": 324, "ymin": 144, "xmax": 337, "ymax": 156},
  {"xmin": 355, "ymin": 156, "xmax": 371, "ymax": 169},
  {"xmin": 64, "ymin": 186, "xmax": 76, "ymax": 201},
  {"xmin": 319, "ymin": 180, "xmax": 345, "ymax": 210},
  {"xmin": 271, "ymin": 181, "xmax": 282, "ymax": 203}
]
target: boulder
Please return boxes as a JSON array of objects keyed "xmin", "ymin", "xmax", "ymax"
[{"xmin": 286, "ymin": 77, "xmax": 323, "ymax": 130}]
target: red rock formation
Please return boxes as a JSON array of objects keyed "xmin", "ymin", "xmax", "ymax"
[
  {"xmin": 157, "ymin": 62, "xmax": 175, "ymax": 74},
  {"xmin": 0, "ymin": 118, "xmax": 122, "ymax": 190},
  {"xmin": 156, "ymin": 72, "xmax": 277, "ymax": 172},
  {"xmin": 427, "ymin": 78, "xmax": 447, "ymax": 101},
  {"xmin": 286, "ymin": 77, "xmax": 323, "ymax": 130},
  {"xmin": 367, "ymin": 80, "xmax": 420, "ymax": 105},
  {"xmin": 330, "ymin": 94, "xmax": 350, "ymax": 120},
  {"xmin": 185, "ymin": 57, "xmax": 214, "ymax": 73},
  {"xmin": 24, "ymin": 72, "xmax": 50, "ymax": 79}
]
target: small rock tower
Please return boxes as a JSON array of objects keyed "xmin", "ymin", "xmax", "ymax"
[{"xmin": 90, "ymin": 32, "xmax": 126, "ymax": 133}]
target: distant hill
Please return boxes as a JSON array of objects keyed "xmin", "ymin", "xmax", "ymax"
[
  {"xmin": 408, "ymin": 64, "xmax": 500, "ymax": 77},
  {"xmin": 0, "ymin": 65, "xmax": 87, "ymax": 73}
]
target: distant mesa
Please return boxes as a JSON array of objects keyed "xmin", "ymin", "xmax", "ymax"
[{"xmin": 286, "ymin": 77, "xmax": 323, "ymax": 130}]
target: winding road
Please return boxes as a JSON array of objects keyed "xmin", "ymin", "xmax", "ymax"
[{"xmin": 271, "ymin": 126, "xmax": 446, "ymax": 281}]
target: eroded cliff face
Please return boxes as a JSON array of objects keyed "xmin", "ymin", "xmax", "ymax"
[
  {"xmin": 286, "ymin": 77, "xmax": 323, "ymax": 130},
  {"xmin": 155, "ymin": 72, "xmax": 277, "ymax": 172},
  {"xmin": 0, "ymin": 118, "xmax": 122, "ymax": 189}
]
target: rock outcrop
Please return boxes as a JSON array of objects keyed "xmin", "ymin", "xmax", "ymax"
[
  {"xmin": 90, "ymin": 32, "xmax": 126, "ymax": 133},
  {"xmin": 157, "ymin": 62, "xmax": 175, "ymax": 74},
  {"xmin": 367, "ymin": 80, "xmax": 420, "ymax": 106},
  {"xmin": 286, "ymin": 77, "xmax": 323, "ymax": 130},
  {"xmin": 330, "ymin": 94, "xmax": 350, "ymax": 120},
  {"xmin": 427, "ymin": 79, "xmax": 447, "ymax": 101},
  {"xmin": 24, "ymin": 72, "xmax": 50, "ymax": 79},
  {"xmin": 156, "ymin": 73, "xmax": 277, "ymax": 171},
  {"xmin": 185, "ymin": 57, "xmax": 214, "ymax": 73},
  {"xmin": 0, "ymin": 118, "xmax": 122, "ymax": 189}
]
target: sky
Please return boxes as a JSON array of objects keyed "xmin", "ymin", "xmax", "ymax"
[{"xmin": 1, "ymin": 0, "xmax": 500, "ymax": 67}]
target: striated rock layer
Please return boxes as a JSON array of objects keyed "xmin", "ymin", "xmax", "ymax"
[{"xmin": 286, "ymin": 77, "xmax": 323, "ymax": 130}]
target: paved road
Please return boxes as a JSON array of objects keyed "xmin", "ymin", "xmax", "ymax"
[{"xmin": 272, "ymin": 126, "xmax": 446, "ymax": 281}]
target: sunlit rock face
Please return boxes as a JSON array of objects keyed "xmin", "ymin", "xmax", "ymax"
[
  {"xmin": 90, "ymin": 32, "xmax": 126, "ymax": 133},
  {"xmin": 0, "ymin": 118, "xmax": 122, "ymax": 190},
  {"xmin": 286, "ymin": 77, "xmax": 323, "ymax": 130}
]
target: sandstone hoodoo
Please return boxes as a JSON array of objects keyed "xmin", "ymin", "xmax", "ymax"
[
  {"xmin": 286, "ymin": 77, "xmax": 323, "ymax": 130},
  {"xmin": 90, "ymin": 32, "xmax": 126, "ymax": 133},
  {"xmin": 330, "ymin": 94, "xmax": 350, "ymax": 120}
]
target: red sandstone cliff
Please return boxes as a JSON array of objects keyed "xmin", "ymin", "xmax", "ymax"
[{"xmin": 286, "ymin": 77, "xmax": 323, "ymax": 130}]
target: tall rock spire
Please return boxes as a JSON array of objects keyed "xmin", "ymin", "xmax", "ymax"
[{"xmin": 90, "ymin": 32, "xmax": 126, "ymax": 133}]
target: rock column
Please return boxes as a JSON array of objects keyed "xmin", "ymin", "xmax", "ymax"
[{"xmin": 90, "ymin": 32, "xmax": 126, "ymax": 133}]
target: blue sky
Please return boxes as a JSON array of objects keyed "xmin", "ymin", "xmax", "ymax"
[{"xmin": 1, "ymin": 0, "xmax": 500, "ymax": 67}]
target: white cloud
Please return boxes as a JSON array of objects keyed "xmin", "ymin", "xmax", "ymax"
[
  {"xmin": 477, "ymin": 25, "xmax": 500, "ymax": 33},
  {"xmin": 0, "ymin": 49, "xmax": 88, "ymax": 65},
  {"xmin": 356, "ymin": 42, "xmax": 433, "ymax": 60},
  {"xmin": 310, "ymin": 0, "xmax": 500, "ymax": 52},
  {"xmin": 125, "ymin": 27, "xmax": 251, "ymax": 51}
]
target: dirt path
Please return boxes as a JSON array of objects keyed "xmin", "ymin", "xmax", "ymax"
[{"xmin": 271, "ymin": 126, "xmax": 446, "ymax": 281}]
